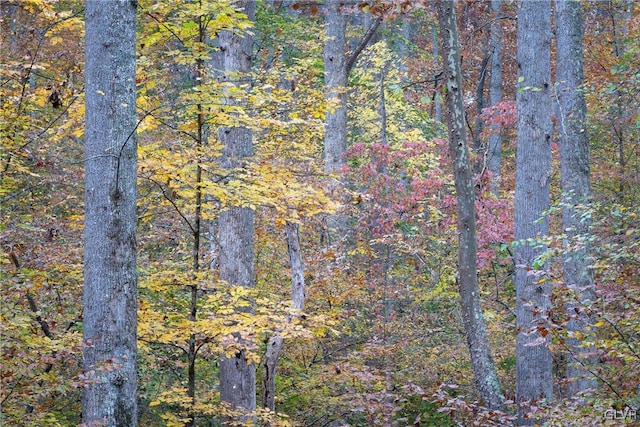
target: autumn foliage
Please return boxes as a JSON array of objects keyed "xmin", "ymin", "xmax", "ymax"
[{"xmin": 1, "ymin": 1, "xmax": 639, "ymax": 426}]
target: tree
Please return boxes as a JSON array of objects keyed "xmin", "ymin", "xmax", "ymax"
[
  {"xmin": 82, "ymin": 0, "xmax": 138, "ymax": 425},
  {"xmin": 487, "ymin": 0, "xmax": 503, "ymax": 194},
  {"xmin": 262, "ymin": 222, "xmax": 306, "ymax": 412},
  {"xmin": 437, "ymin": 0, "xmax": 505, "ymax": 411},
  {"xmin": 323, "ymin": 1, "xmax": 381, "ymax": 174},
  {"xmin": 554, "ymin": 0, "xmax": 597, "ymax": 397},
  {"xmin": 323, "ymin": 0, "xmax": 348, "ymax": 175},
  {"xmin": 215, "ymin": 1, "xmax": 257, "ymax": 423},
  {"xmin": 321, "ymin": 2, "xmax": 381, "ymax": 245},
  {"xmin": 514, "ymin": 0, "xmax": 553, "ymax": 422},
  {"xmin": 606, "ymin": 0, "xmax": 635, "ymax": 202}
]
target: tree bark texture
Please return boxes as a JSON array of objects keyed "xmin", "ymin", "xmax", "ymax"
[
  {"xmin": 262, "ymin": 222, "xmax": 306, "ymax": 412},
  {"xmin": 554, "ymin": 0, "xmax": 597, "ymax": 397},
  {"xmin": 437, "ymin": 0, "xmax": 505, "ymax": 411},
  {"xmin": 488, "ymin": 0, "xmax": 503, "ymax": 194},
  {"xmin": 515, "ymin": 0, "xmax": 554, "ymax": 422},
  {"xmin": 83, "ymin": 1, "xmax": 138, "ymax": 425},
  {"xmin": 323, "ymin": 0, "xmax": 348, "ymax": 174},
  {"xmin": 215, "ymin": 1, "xmax": 257, "ymax": 424}
]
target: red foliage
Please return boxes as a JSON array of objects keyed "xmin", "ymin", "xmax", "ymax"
[
  {"xmin": 481, "ymin": 100, "xmax": 517, "ymax": 136},
  {"xmin": 346, "ymin": 140, "xmax": 451, "ymax": 238}
]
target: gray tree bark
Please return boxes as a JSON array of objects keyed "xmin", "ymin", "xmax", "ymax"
[
  {"xmin": 323, "ymin": 0, "xmax": 348, "ymax": 175},
  {"xmin": 554, "ymin": 0, "xmax": 597, "ymax": 398},
  {"xmin": 514, "ymin": 0, "xmax": 554, "ymax": 423},
  {"xmin": 82, "ymin": 1, "xmax": 138, "ymax": 426},
  {"xmin": 323, "ymin": 1, "xmax": 380, "ymax": 174},
  {"xmin": 215, "ymin": 1, "xmax": 257, "ymax": 424},
  {"xmin": 437, "ymin": 0, "xmax": 505, "ymax": 411},
  {"xmin": 487, "ymin": 0, "xmax": 503, "ymax": 194}
]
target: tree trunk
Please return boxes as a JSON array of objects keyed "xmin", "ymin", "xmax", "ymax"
[
  {"xmin": 322, "ymin": 3, "xmax": 380, "ymax": 242},
  {"xmin": 487, "ymin": 0, "xmax": 503, "ymax": 194},
  {"xmin": 379, "ymin": 62, "xmax": 388, "ymax": 146},
  {"xmin": 608, "ymin": 0, "xmax": 633, "ymax": 201},
  {"xmin": 186, "ymin": 18, "xmax": 207, "ymax": 427},
  {"xmin": 514, "ymin": 0, "xmax": 554, "ymax": 422},
  {"xmin": 323, "ymin": 1, "xmax": 381, "ymax": 174},
  {"xmin": 215, "ymin": 1, "xmax": 257, "ymax": 424},
  {"xmin": 82, "ymin": 1, "xmax": 138, "ymax": 426},
  {"xmin": 261, "ymin": 222, "xmax": 306, "ymax": 412},
  {"xmin": 323, "ymin": 0, "xmax": 348, "ymax": 175},
  {"xmin": 437, "ymin": 0, "xmax": 505, "ymax": 411},
  {"xmin": 431, "ymin": 23, "xmax": 442, "ymax": 123},
  {"xmin": 474, "ymin": 16, "xmax": 491, "ymax": 175},
  {"xmin": 218, "ymin": 213, "xmax": 256, "ymax": 425},
  {"xmin": 554, "ymin": 0, "xmax": 597, "ymax": 398}
]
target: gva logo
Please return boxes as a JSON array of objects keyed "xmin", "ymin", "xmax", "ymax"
[{"xmin": 603, "ymin": 407, "xmax": 637, "ymax": 421}]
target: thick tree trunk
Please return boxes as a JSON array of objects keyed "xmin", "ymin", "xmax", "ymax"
[
  {"xmin": 82, "ymin": 1, "xmax": 138, "ymax": 426},
  {"xmin": 323, "ymin": 1, "xmax": 380, "ymax": 174},
  {"xmin": 323, "ymin": 0, "xmax": 348, "ymax": 175},
  {"xmin": 321, "ymin": 0, "xmax": 349, "ymax": 242},
  {"xmin": 515, "ymin": 0, "xmax": 554, "ymax": 423},
  {"xmin": 218, "ymin": 205, "xmax": 256, "ymax": 421},
  {"xmin": 487, "ymin": 0, "xmax": 503, "ymax": 194},
  {"xmin": 215, "ymin": 1, "xmax": 257, "ymax": 424},
  {"xmin": 554, "ymin": 0, "xmax": 597, "ymax": 397},
  {"xmin": 437, "ymin": 0, "xmax": 505, "ymax": 411},
  {"xmin": 261, "ymin": 222, "xmax": 306, "ymax": 412},
  {"xmin": 218, "ymin": 207, "xmax": 256, "ymax": 424}
]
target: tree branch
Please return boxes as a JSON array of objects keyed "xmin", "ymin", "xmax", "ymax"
[
  {"xmin": 8, "ymin": 249, "xmax": 55, "ymax": 340},
  {"xmin": 345, "ymin": 16, "xmax": 382, "ymax": 75}
]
